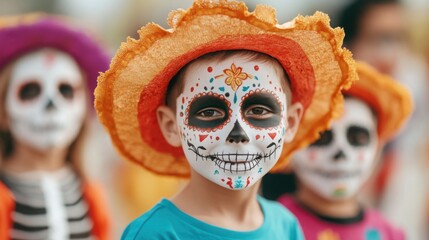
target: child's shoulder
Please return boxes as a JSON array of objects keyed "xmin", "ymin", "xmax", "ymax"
[
  {"xmin": 121, "ymin": 199, "xmax": 174, "ymax": 240},
  {"xmin": 258, "ymin": 195, "xmax": 296, "ymax": 220},
  {"xmin": 258, "ymin": 196, "xmax": 303, "ymax": 237}
]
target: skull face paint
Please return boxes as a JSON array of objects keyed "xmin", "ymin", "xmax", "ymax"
[
  {"xmin": 293, "ymin": 98, "xmax": 378, "ymax": 200},
  {"xmin": 6, "ymin": 49, "xmax": 87, "ymax": 151},
  {"xmin": 176, "ymin": 55, "xmax": 289, "ymax": 190}
]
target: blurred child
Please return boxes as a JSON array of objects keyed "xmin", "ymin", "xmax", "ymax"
[
  {"xmin": 95, "ymin": 0, "xmax": 357, "ymax": 239},
  {"xmin": 0, "ymin": 14, "xmax": 111, "ymax": 240},
  {"xmin": 278, "ymin": 62, "xmax": 412, "ymax": 240}
]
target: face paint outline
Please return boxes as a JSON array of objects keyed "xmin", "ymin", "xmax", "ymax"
[
  {"xmin": 5, "ymin": 49, "xmax": 87, "ymax": 151},
  {"xmin": 185, "ymin": 91, "xmax": 232, "ymax": 132},
  {"xmin": 239, "ymin": 88, "xmax": 284, "ymax": 130},
  {"xmin": 292, "ymin": 98, "xmax": 378, "ymax": 200},
  {"xmin": 176, "ymin": 55, "xmax": 289, "ymax": 190}
]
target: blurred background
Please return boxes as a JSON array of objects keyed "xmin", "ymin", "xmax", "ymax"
[{"xmin": 1, "ymin": 0, "xmax": 428, "ymax": 239}]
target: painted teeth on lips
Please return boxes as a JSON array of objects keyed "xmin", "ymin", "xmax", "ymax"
[{"xmin": 209, "ymin": 152, "xmax": 263, "ymax": 163}]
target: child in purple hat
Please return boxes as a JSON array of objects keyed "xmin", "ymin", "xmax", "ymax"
[{"xmin": 0, "ymin": 14, "xmax": 111, "ymax": 240}]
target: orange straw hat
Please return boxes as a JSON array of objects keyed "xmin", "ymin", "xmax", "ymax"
[
  {"xmin": 95, "ymin": 0, "xmax": 357, "ymax": 177},
  {"xmin": 346, "ymin": 62, "xmax": 413, "ymax": 143}
]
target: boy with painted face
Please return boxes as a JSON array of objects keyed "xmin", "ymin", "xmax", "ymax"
[
  {"xmin": 0, "ymin": 15, "xmax": 111, "ymax": 239},
  {"xmin": 164, "ymin": 51, "xmax": 298, "ymax": 190},
  {"xmin": 278, "ymin": 62, "xmax": 412, "ymax": 240},
  {"xmin": 95, "ymin": 0, "xmax": 356, "ymax": 238}
]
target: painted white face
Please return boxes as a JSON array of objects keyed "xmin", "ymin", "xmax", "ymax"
[
  {"xmin": 5, "ymin": 49, "xmax": 87, "ymax": 151},
  {"xmin": 176, "ymin": 55, "xmax": 289, "ymax": 190},
  {"xmin": 293, "ymin": 98, "xmax": 378, "ymax": 200}
]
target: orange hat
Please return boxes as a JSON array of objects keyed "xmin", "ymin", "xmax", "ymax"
[
  {"xmin": 95, "ymin": 0, "xmax": 357, "ymax": 177},
  {"xmin": 345, "ymin": 62, "xmax": 413, "ymax": 143}
]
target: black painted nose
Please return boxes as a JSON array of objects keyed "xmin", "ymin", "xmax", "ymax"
[
  {"xmin": 45, "ymin": 99, "xmax": 56, "ymax": 111},
  {"xmin": 333, "ymin": 150, "xmax": 346, "ymax": 161},
  {"xmin": 226, "ymin": 121, "xmax": 249, "ymax": 143}
]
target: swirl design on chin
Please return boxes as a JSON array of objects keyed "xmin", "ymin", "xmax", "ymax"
[{"xmin": 187, "ymin": 139, "xmax": 282, "ymax": 173}]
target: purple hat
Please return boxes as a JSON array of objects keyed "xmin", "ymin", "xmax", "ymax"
[{"xmin": 0, "ymin": 14, "xmax": 110, "ymax": 105}]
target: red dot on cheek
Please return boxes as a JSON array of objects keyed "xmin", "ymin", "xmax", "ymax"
[
  {"xmin": 207, "ymin": 66, "xmax": 213, "ymax": 72},
  {"xmin": 254, "ymin": 65, "xmax": 259, "ymax": 71},
  {"xmin": 216, "ymin": 136, "xmax": 219, "ymax": 141},
  {"xmin": 190, "ymin": 87, "xmax": 194, "ymax": 92}
]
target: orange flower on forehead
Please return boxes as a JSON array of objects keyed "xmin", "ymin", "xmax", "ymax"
[{"xmin": 223, "ymin": 63, "xmax": 251, "ymax": 91}]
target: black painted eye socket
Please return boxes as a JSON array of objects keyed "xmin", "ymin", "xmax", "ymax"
[
  {"xmin": 347, "ymin": 126, "xmax": 371, "ymax": 146},
  {"xmin": 59, "ymin": 83, "xmax": 74, "ymax": 100},
  {"xmin": 188, "ymin": 95, "xmax": 229, "ymax": 129},
  {"xmin": 241, "ymin": 92, "xmax": 281, "ymax": 128},
  {"xmin": 19, "ymin": 82, "xmax": 41, "ymax": 101},
  {"xmin": 311, "ymin": 130, "xmax": 333, "ymax": 146}
]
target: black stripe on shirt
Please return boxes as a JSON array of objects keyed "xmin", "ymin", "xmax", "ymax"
[
  {"xmin": 65, "ymin": 194, "xmax": 84, "ymax": 207},
  {"xmin": 15, "ymin": 202, "xmax": 46, "ymax": 215},
  {"xmin": 68, "ymin": 210, "xmax": 89, "ymax": 222},
  {"xmin": 70, "ymin": 230, "xmax": 92, "ymax": 239},
  {"xmin": 13, "ymin": 222, "xmax": 48, "ymax": 232}
]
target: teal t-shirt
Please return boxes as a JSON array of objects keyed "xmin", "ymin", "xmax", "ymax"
[{"xmin": 121, "ymin": 196, "xmax": 304, "ymax": 240}]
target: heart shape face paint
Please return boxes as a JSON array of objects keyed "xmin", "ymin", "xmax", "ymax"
[
  {"xmin": 176, "ymin": 55, "xmax": 289, "ymax": 190},
  {"xmin": 293, "ymin": 98, "xmax": 378, "ymax": 200},
  {"xmin": 6, "ymin": 49, "xmax": 86, "ymax": 151}
]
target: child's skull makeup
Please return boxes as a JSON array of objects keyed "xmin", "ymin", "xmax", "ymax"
[
  {"xmin": 293, "ymin": 98, "xmax": 378, "ymax": 200},
  {"xmin": 176, "ymin": 55, "xmax": 289, "ymax": 190},
  {"xmin": 6, "ymin": 49, "xmax": 86, "ymax": 151}
]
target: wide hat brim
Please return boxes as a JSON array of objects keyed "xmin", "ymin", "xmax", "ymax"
[
  {"xmin": 95, "ymin": 0, "xmax": 357, "ymax": 177},
  {"xmin": 346, "ymin": 62, "xmax": 413, "ymax": 143},
  {"xmin": 0, "ymin": 14, "xmax": 110, "ymax": 105}
]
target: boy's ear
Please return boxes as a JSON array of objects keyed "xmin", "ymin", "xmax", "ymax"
[
  {"xmin": 283, "ymin": 102, "xmax": 304, "ymax": 143},
  {"xmin": 156, "ymin": 105, "xmax": 182, "ymax": 147}
]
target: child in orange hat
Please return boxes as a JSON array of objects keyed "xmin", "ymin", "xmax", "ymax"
[
  {"xmin": 278, "ymin": 62, "xmax": 412, "ymax": 240},
  {"xmin": 95, "ymin": 0, "xmax": 356, "ymax": 238}
]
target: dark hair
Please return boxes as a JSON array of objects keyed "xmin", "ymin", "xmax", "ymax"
[{"xmin": 338, "ymin": 0, "xmax": 400, "ymax": 45}]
